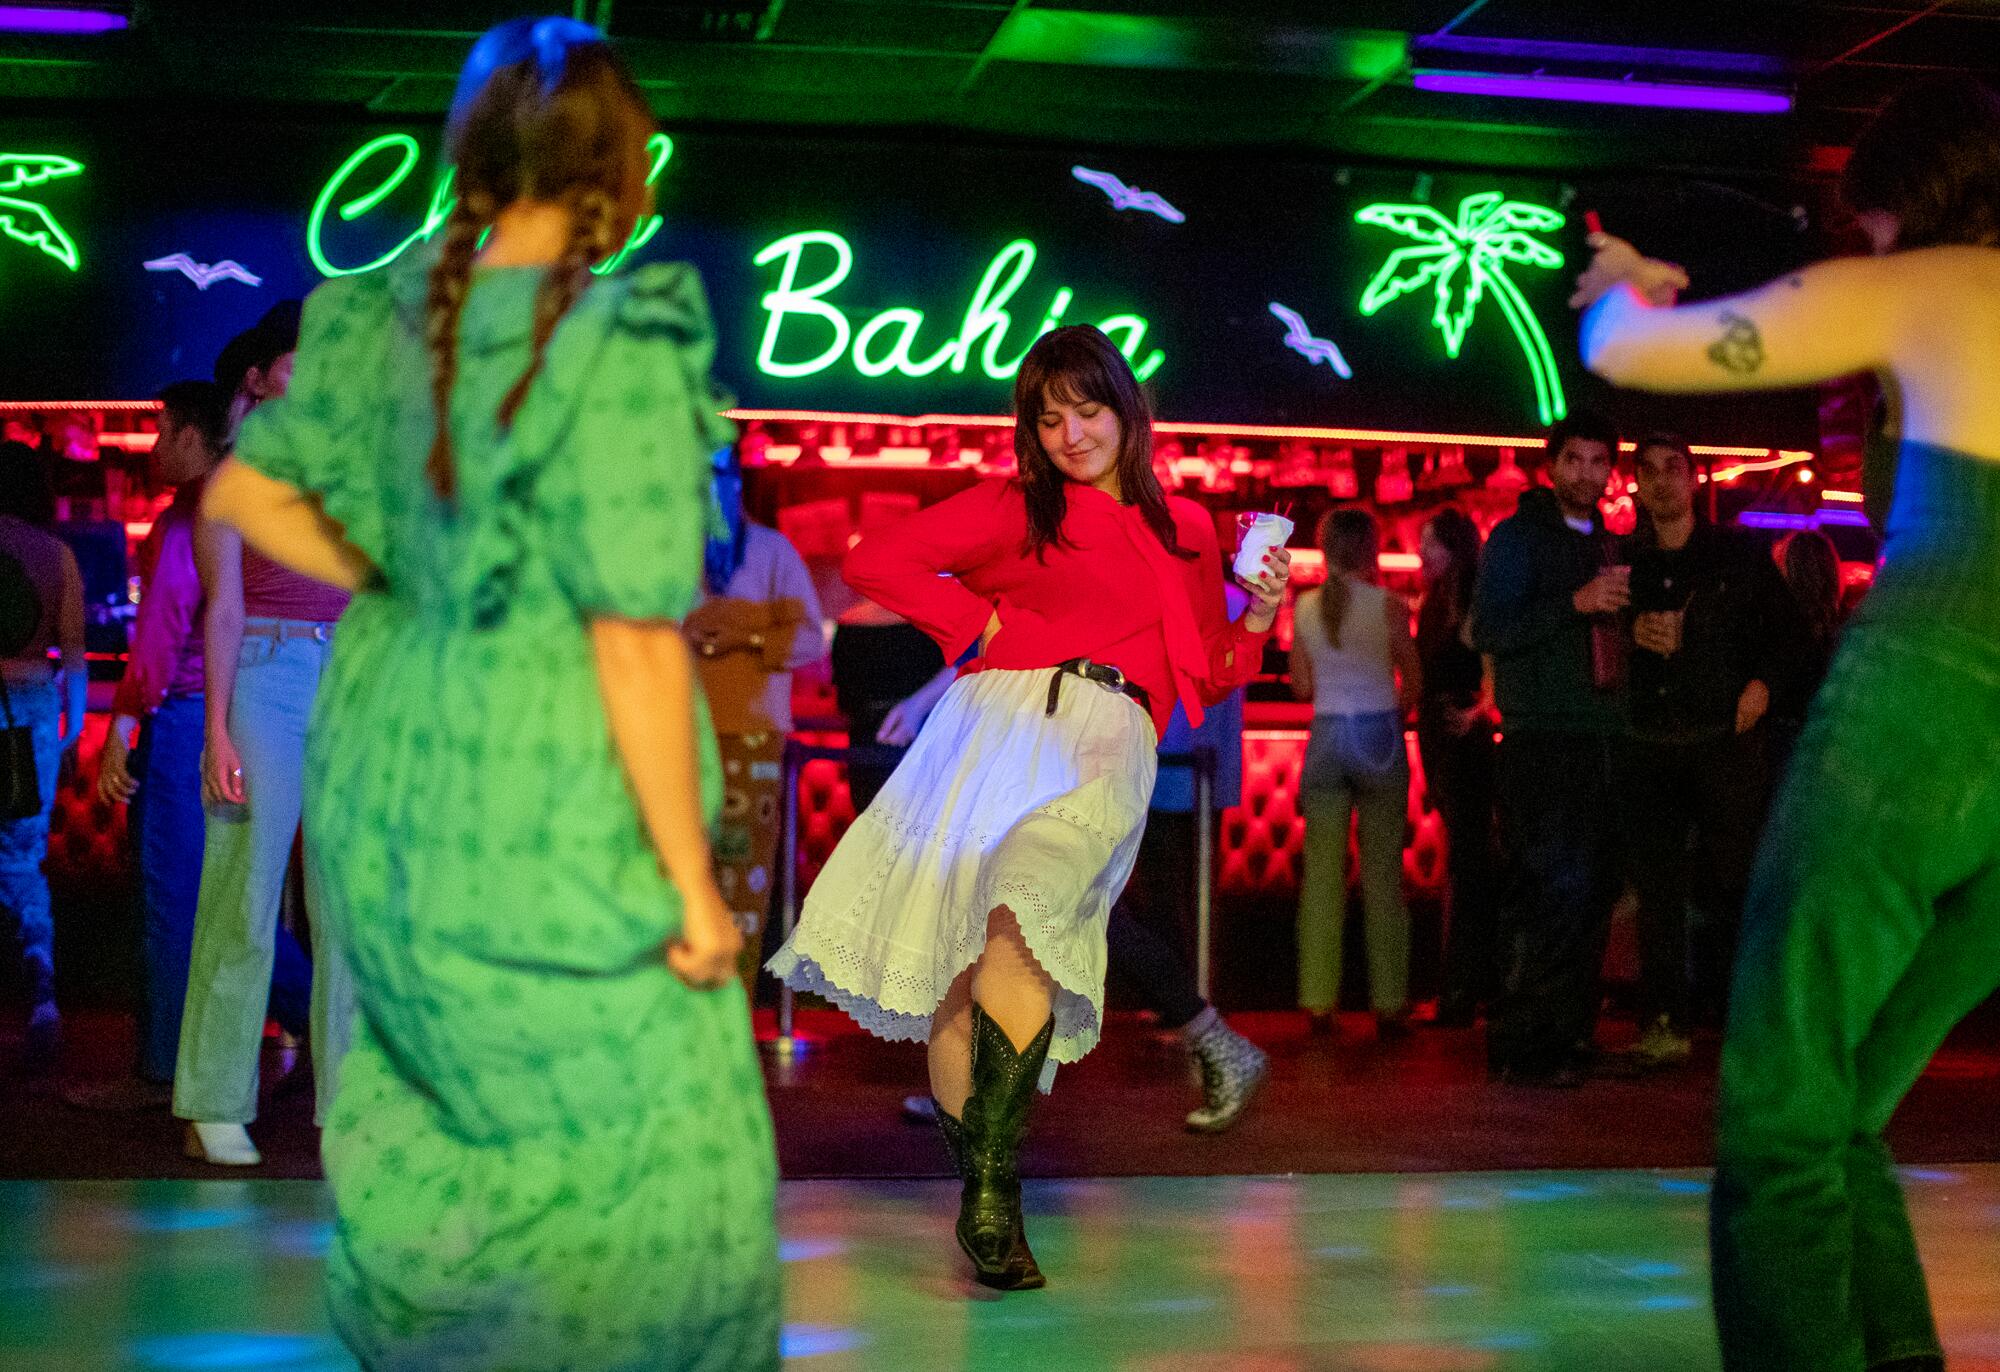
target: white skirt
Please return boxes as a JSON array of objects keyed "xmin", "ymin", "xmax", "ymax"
[{"xmin": 767, "ymin": 666, "xmax": 1157, "ymax": 1067}]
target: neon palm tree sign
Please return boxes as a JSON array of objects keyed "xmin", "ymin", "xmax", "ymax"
[
  {"xmin": 0, "ymin": 153, "xmax": 84, "ymax": 275},
  {"xmin": 1354, "ymin": 191, "xmax": 1568, "ymax": 425}
]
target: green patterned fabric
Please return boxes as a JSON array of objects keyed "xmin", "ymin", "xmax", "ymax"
[{"xmin": 233, "ymin": 254, "xmax": 779, "ymax": 1372}]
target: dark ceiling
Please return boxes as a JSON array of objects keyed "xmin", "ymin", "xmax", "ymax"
[{"xmin": 4, "ymin": 1, "xmax": 1997, "ymax": 175}]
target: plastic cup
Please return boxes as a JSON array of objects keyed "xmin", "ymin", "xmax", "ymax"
[{"xmin": 1232, "ymin": 512, "xmax": 1294, "ymax": 582}]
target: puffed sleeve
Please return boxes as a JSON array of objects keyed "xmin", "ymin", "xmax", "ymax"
[
  {"xmin": 539, "ymin": 263, "xmax": 735, "ymax": 622},
  {"xmin": 230, "ymin": 274, "xmax": 393, "ymax": 571}
]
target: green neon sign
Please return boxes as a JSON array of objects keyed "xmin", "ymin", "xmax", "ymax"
[
  {"xmin": 752, "ymin": 231, "xmax": 1164, "ymax": 384},
  {"xmin": 308, "ymin": 132, "xmax": 673, "ymax": 279},
  {"xmin": 1354, "ymin": 191, "xmax": 1567, "ymax": 425},
  {"xmin": 1, "ymin": 154, "xmax": 85, "ymax": 274}
]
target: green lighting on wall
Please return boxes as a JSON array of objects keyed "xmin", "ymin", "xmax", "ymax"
[
  {"xmin": 752, "ymin": 231, "xmax": 1164, "ymax": 384},
  {"xmin": 0, "ymin": 153, "xmax": 84, "ymax": 273},
  {"xmin": 1354, "ymin": 191, "xmax": 1567, "ymax": 425},
  {"xmin": 308, "ymin": 132, "xmax": 674, "ymax": 279}
]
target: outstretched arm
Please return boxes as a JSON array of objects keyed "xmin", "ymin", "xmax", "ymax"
[{"xmin": 1577, "ymin": 241, "xmax": 1902, "ymax": 394}]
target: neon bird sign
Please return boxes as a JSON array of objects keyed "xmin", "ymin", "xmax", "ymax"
[
  {"xmin": 144, "ymin": 254, "xmax": 264, "ymax": 290},
  {"xmin": 1268, "ymin": 303, "xmax": 1352, "ymax": 379},
  {"xmin": 1071, "ymin": 166, "xmax": 1185, "ymax": 224},
  {"xmin": 306, "ymin": 132, "xmax": 674, "ymax": 279},
  {"xmin": 750, "ymin": 231, "xmax": 1164, "ymax": 384}
]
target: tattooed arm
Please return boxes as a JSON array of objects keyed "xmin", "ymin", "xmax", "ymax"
[{"xmin": 1576, "ymin": 247, "xmax": 1902, "ymax": 394}]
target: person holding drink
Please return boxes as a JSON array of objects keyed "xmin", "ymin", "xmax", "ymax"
[
  {"xmin": 1469, "ymin": 409, "xmax": 1630, "ymax": 1087},
  {"xmin": 769, "ymin": 324, "xmax": 1289, "ymax": 1291}
]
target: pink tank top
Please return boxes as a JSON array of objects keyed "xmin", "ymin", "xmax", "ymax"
[{"xmin": 242, "ymin": 547, "xmax": 349, "ymax": 622}]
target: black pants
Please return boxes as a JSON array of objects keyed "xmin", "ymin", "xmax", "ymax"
[
  {"xmin": 1418, "ymin": 721, "xmax": 1501, "ymax": 1014},
  {"xmin": 1622, "ymin": 730, "xmax": 1770, "ymax": 1030},
  {"xmin": 1489, "ymin": 730, "xmax": 1625, "ymax": 1075},
  {"xmin": 1105, "ymin": 811, "xmax": 1209, "ymax": 1030}
]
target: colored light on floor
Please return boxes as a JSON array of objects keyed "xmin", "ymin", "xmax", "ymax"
[
  {"xmin": 7, "ymin": 1171, "xmax": 2000, "ymax": 1370},
  {"xmin": 0, "ymin": 6, "xmax": 126, "ymax": 33},
  {"xmin": 1414, "ymin": 71, "xmax": 1792, "ymax": 114}
]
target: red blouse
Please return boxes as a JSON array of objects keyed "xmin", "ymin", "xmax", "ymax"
[{"xmin": 844, "ymin": 479, "xmax": 1270, "ymax": 735}]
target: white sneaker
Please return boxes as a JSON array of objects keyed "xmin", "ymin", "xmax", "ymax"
[{"xmin": 184, "ymin": 1121, "xmax": 261, "ymax": 1167}]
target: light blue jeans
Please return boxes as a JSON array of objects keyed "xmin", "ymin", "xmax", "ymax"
[
  {"xmin": 175, "ymin": 623, "xmax": 354, "ymax": 1125},
  {"xmin": 0, "ymin": 680, "xmax": 62, "ymax": 1018}
]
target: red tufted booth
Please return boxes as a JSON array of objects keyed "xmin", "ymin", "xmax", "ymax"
[
  {"xmin": 49, "ymin": 713, "xmax": 131, "ymax": 885},
  {"xmin": 789, "ymin": 728, "xmax": 1443, "ymax": 902}
]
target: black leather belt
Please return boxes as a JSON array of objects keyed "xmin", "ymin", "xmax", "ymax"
[{"xmin": 1046, "ymin": 657, "xmax": 1151, "ymax": 718}]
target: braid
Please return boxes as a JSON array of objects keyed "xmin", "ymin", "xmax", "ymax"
[
  {"xmin": 425, "ymin": 190, "xmax": 496, "ymax": 499},
  {"xmin": 498, "ymin": 186, "xmax": 618, "ymax": 430}
]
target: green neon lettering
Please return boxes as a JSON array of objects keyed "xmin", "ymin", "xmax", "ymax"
[
  {"xmin": 1095, "ymin": 314, "xmax": 1163, "ymax": 381},
  {"xmin": 308, "ymin": 135, "xmax": 451, "ymax": 278},
  {"xmin": 1354, "ymin": 191, "xmax": 1568, "ymax": 424},
  {"xmin": 592, "ymin": 134, "xmax": 674, "ymax": 276},
  {"xmin": 0, "ymin": 153, "xmax": 85, "ymax": 273},
  {"xmin": 952, "ymin": 238, "xmax": 1037, "ymax": 379},
  {"xmin": 752, "ymin": 230, "xmax": 854, "ymax": 378},
  {"xmin": 852, "ymin": 308, "xmax": 954, "ymax": 378},
  {"xmin": 750, "ymin": 233, "xmax": 1164, "ymax": 384},
  {"xmin": 311, "ymin": 131, "xmax": 674, "ymax": 279}
]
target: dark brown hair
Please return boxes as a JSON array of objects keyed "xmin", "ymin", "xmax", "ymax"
[
  {"xmin": 1419, "ymin": 505, "xmax": 1481, "ymax": 637},
  {"xmin": 1635, "ymin": 430, "xmax": 1695, "ymax": 476},
  {"xmin": 1316, "ymin": 507, "xmax": 1379, "ymax": 648},
  {"xmin": 426, "ymin": 16, "xmax": 654, "ymax": 497},
  {"xmin": 1779, "ymin": 530, "xmax": 1844, "ymax": 646},
  {"xmin": 156, "ymin": 380, "xmax": 230, "ymax": 454},
  {"xmin": 1845, "ymin": 77, "xmax": 2000, "ymax": 251},
  {"xmin": 1012, "ymin": 325, "xmax": 1189, "ymax": 561}
]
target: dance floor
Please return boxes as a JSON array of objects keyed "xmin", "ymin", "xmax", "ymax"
[
  {"xmin": 13, "ymin": 1008, "xmax": 2000, "ymax": 1181},
  {"xmin": 5, "ymin": 1168, "xmax": 2000, "ymax": 1371}
]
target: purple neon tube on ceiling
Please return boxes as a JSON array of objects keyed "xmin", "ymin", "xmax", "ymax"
[
  {"xmin": 1414, "ymin": 70, "xmax": 1791, "ymax": 115},
  {"xmin": 0, "ymin": 6, "xmax": 126, "ymax": 33}
]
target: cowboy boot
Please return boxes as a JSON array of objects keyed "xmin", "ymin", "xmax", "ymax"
[
  {"xmin": 933, "ymin": 1098, "xmax": 965, "ymax": 1175},
  {"xmin": 957, "ymin": 1004, "xmax": 1052, "ymax": 1291}
]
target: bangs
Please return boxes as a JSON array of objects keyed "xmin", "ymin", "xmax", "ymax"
[{"xmin": 1036, "ymin": 357, "xmax": 1120, "ymax": 414}]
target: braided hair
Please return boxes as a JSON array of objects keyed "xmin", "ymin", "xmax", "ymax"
[{"xmin": 425, "ymin": 17, "xmax": 654, "ymax": 499}]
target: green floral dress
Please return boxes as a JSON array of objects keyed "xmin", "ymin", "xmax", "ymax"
[{"xmin": 233, "ymin": 254, "xmax": 779, "ymax": 1372}]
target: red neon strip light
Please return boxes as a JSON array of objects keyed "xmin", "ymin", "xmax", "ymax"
[
  {"xmin": 0, "ymin": 400, "xmax": 163, "ymax": 412},
  {"xmin": 6, "ymin": 402, "xmax": 1810, "ymax": 471},
  {"xmin": 96, "ymin": 433, "xmax": 158, "ymax": 452},
  {"xmin": 724, "ymin": 408, "xmax": 1807, "ymax": 463}
]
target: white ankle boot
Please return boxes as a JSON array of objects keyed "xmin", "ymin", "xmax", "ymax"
[{"xmin": 184, "ymin": 1121, "xmax": 261, "ymax": 1166}]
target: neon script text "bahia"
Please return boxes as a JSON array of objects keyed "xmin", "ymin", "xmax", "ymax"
[{"xmin": 752, "ymin": 231, "xmax": 1165, "ymax": 383}]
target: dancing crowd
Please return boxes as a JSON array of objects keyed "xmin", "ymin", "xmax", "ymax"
[{"xmin": 2, "ymin": 16, "xmax": 1996, "ymax": 1372}]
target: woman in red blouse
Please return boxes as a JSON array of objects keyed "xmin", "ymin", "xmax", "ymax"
[{"xmin": 769, "ymin": 326, "xmax": 1290, "ymax": 1289}]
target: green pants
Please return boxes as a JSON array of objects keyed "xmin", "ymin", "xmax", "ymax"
[
  {"xmin": 175, "ymin": 627, "xmax": 354, "ymax": 1126},
  {"xmin": 1296, "ymin": 712, "xmax": 1411, "ymax": 1014},
  {"xmin": 1712, "ymin": 618, "xmax": 2000, "ymax": 1371}
]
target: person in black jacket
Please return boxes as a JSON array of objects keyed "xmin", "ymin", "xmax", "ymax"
[
  {"xmin": 1471, "ymin": 410, "xmax": 1629, "ymax": 1087},
  {"xmin": 1617, "ymin": 434, "xmax": 1798, "ymax": 1067}
]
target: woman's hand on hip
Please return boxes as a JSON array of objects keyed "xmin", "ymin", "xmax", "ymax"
[{"xmin": 667, "ymin": 876, "xmax": 744, "ymax": 991}]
